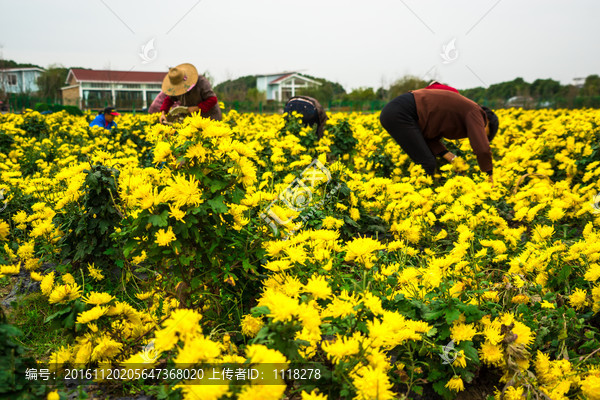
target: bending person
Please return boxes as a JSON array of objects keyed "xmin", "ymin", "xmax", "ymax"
[
  {"xmin": 159, "ymin": 63, "xmax": 222, "ymax": 123},
  {"xmin": 379, "ymin": 88, "xmax": 499, "ymax": 182},
  {"xmin": 283, "ymin": 96, "xmax": 328, "ymax": 139}
]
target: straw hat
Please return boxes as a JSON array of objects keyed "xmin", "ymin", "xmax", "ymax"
[{"xmin": 162, "ymin": 63, "xmax": 199, "ymax": 96}]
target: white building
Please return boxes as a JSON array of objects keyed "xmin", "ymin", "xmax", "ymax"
[
  {"xmin": 256, "ymin": 72, "xmax": 321, "ymax": 102},
  {"xmin": 61, "ymin": 68, "xmax": 165, "ymax": 110}
]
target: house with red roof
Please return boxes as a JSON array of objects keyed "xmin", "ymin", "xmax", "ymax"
[
  {"xmin": 256, "ymin": 71, "xmax": 321, "ymax": 102},
  {"xmin": 61, "ymin": 68, "xmax": 165, "ymax": 110}
]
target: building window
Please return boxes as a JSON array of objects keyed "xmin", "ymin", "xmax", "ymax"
[
  {"xmin": 116, "ymin": 90, "xmax": 144, "ymax": 109},
  {"xmin": 6, "ymin": 74, "xmax": 17, "ymax": 86},
  {"xmin": 146, "ymin": 91, "xmax": 161, "ymax": 104},
  {"xmin": 86, "ymin": 83, "xmax": 111, "ymax": 89},
  {"xmin": 83, "ymin": 90, "xmax": 113, "ymax": 109},
  {"xmin": 121, "ymin": 84, "xmax": 141, "ymax": 89}
]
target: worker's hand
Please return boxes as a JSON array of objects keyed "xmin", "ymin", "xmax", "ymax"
[
  {"xmin": 443, "ymin": 152, "xmax": 457, "ymax": 163},
  {"xmin": 187, "ymin": 106, "xmax": 200, "ymax": 114},
  {"xmin": 159, "ymin": 112, "xmax": 167, "ymax": 124}
]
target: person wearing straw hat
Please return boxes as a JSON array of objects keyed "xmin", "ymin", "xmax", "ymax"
[{"xmin": 159, "ymin": 63, "xmax": 222, "ymax": 123}]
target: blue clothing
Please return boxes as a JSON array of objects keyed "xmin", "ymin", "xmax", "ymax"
[{"xmin": 90, "ymin": 114, "xmax": 117, "ymax": 130}]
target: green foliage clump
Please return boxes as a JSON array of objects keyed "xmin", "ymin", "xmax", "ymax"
[{"xmin": 58, "ymin": 164, "xmax": 122, "ymax": 270}]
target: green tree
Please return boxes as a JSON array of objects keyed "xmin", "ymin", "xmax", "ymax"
[
  {"xmin": 36, "ymin": 64, "xmax": 69, "ymax": 102},
  {"xmin": 583, "ymin": 74, "xmax": 600, "ymax": 97},
  {"xmin": 246, "ymin": 88, "xmax": 266, "ymax": 107},
  {"xmin": 344, "ymin": 87, "xmax": 377, "ymax": 102},
  {"xmin": 531, "ymin": 78, "xmax": 561, "ymax": 99},
  {"xmin": 214, "ymin": 75, "xmax": 257, "ymax": 103},
  {"xmin": 387, "ymin": 75, "xmax": 428, "ymax": 99},
  {"xmin": 297, "ymin": 76, "xmax": 346, "ymax": 105}
]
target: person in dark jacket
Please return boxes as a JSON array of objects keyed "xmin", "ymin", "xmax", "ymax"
[
  {"xmin": 89, "ymin": 107, "xmax": 120, "ymax": 130},
  {"xmin": 379, "ymin": 89, "xmax": 499, "ymax": 182},
  {"xmin": 159, "ymin": 63, "xmax": 222, "ymax": 123},
  {"xmin": 283, "ymin": 96, "xmax": 328, "ymax": 139}
]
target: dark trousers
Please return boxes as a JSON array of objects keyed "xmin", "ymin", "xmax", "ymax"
[{"xmin": 379, "ymin": 93, "xmax": 437, "ymax": 176}]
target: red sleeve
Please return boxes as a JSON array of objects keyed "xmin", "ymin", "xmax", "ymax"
[
  {"xmin": 160, "ymin": 96, "xmax": 175, "ymax": 112},
  {"xmin": 198, "ymin": 96, "xmax": 217, "ymax": 113},
  {"xmin": 425, "ymin": 83, "xmax": 459, "ymax": 94}
]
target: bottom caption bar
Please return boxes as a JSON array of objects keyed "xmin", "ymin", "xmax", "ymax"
[{"xmin": 22, "ymin": 363, "xmax": 330, "ymax": 385}]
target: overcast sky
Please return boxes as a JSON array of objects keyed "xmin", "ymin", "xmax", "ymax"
[{"xmin": 1, "ymin": 0, "xmax": 599, "ymax": 91}]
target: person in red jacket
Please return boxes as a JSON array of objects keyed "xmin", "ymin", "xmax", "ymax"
[
  {"xmin": 159, "ymin": 63, "xmax": 222, "ymax": 123},
  {"xmin": 379, "ymin": 88, "xmax": 499, "ymax": 182}
]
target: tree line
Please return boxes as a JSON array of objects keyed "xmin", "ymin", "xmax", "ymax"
[
  {"xmin": 214, "ymin": 74, "xmax": 600, "ymax": 110},
  {"xmin": 2, "ymin": 59, "xmax": 600, "ymax": 110}
]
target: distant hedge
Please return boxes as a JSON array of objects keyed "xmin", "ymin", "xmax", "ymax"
[{"xmin": 34, "ymin": 103, "xmax": 83, "ymax": 116}]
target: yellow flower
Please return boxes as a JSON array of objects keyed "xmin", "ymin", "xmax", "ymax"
[
  {"xmin": 91, "ymin": 336, "xmax": 123, "ymax": 361},
  {"xmin": 304, "ymin": 274, "xmax": 332, "ymax": 300},
  {"xmin": 453, "ymin": 350, "xmax": 467, "ymax": 368},
  {"xmin": 155, "ymin": 226, "xmax": 176, "ymax": 246},
  {"xmin": 241, "ymin": 315, "xmax": 264, "ymax": 337},
  {"xmin": 168, "ymin": 206, "xmax": 186, "ymax": 222},
  {"xmin": 61, "ymin": 273, "xmax": 75, "ymax": 285},
  {"xmin": 264, "ymin": 259, "xmax": 292, "ymax": 272},
  {"xmin": 344, "ymin": 236, "xmax": 383, "ymax": 268},
  {"xmin": 445, "ymin": 375, "xmax": 465, "ymax": 392},
  {"xmin": 322, "ymin": 216, "xmax": 344, "ymax": 230},
  {"xmin": 153, "ymin": 141, "xmax": 172, "ymax": 163},
  {"xmin": 257, "ymin": 289, "xmax": 298, "ymax": 323},
  {"xmin": 48, "ymin": 283, "xmax": 82, "ymax": 304},
  {"xmin": 161, "ymin": 174, "xmax": 204, "ymax": 208},
  {"xmin": 301, "ymin": 389, "xmax": 328, "ymax": 400},
  {"xmin": 0, "ymin": 220, "xmax": 10, "ymax": 240},
  {"xmin": 47, "ymin": 390, "xmax": 60, "ymax": 400},
  {"xmin": 245, "ymin": 344, "xmax": 288, "ymax": 365},
  {"xmin": 351, "ymin": 365, "xmax": 395, "ymax": 400},
  {"xmin": 30, "ymin": 271, "xmax": 43, "ymax": 281},
  {"xmin": 322, "ymin": 334, "xmax": 361, "ymax": 363},
  {"xmin": 0, "ymin": 263, "xmax": 20, "ymax": 275},
  {"xmin": 502, "ymin": 386, "xmax": 525, "ymax": 400},
  {"xmin": 540, "ymin": 300, "xmax": 555, "ymax": 309},
  {"xmin": 76, "ymin": 306, "xmax": 108, "ymax": 324},
  {"xmin": 41, "ymin": 271, "xmax": 55, "ymax": 295},
  {"xmin": 547, "ymin": 207, "xmax": 565, "ymax": 222},
  {"xmin": 450, "ymin": 323, "xmax": 478, "ymax": 344},
  {"xmin": 569, "ymin": 288, "xmax": 588, "ymax": 310},
  {"xmin": 87, "ymin": 263, "xmax": 104, "ymax": 281},
  {"xmin": 511, "ymin": 294, "xmax": 530, "ymax": 304},
  {"xmin": 581, "ymin": 373, "xmax": 600, "ymax": 400},
  {"xmin": 82, "ymin": 292, "xmax": 115, "ymax": 305},
  {"xmin": 135, "ymin": 291, "xmax": 154, "ymax": 300}
]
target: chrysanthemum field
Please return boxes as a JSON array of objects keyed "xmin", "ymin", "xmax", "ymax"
[{"xmin": 1, "ymin": 107, "xmax": 600, "ymax": 400}]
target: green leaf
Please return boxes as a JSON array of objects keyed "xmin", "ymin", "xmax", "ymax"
[
  {"xmin": 460, "ymin": 343, "xmax": 480, "ymax": 365},
  {"xmin": 423, "ymin": 309, "xmax": 445, "ymax": 321},
  {"xmin": 207, "ymin": 196, "xmax": 229, "ymax": 213},
  {"xmin": 426, "ymin": 327, "xmax": 438, "ymax": 337},
  {"xmin": 445, "ymin": 308, "xmax": 461, "ymax": 324},
  {"xmin": 44, "ymin": 306, "xmax": 73, "ymax": 323},
  {"xmin": 209, "ymin": 180, "xmax": 229, "ymax": 193},
  {"xmin": 251, "ymin": 306, "xmax": 270, "ymax": 316},
  {"xmin": 148, "ymin": 211, "xmax": 169, "ymax": 227}
]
